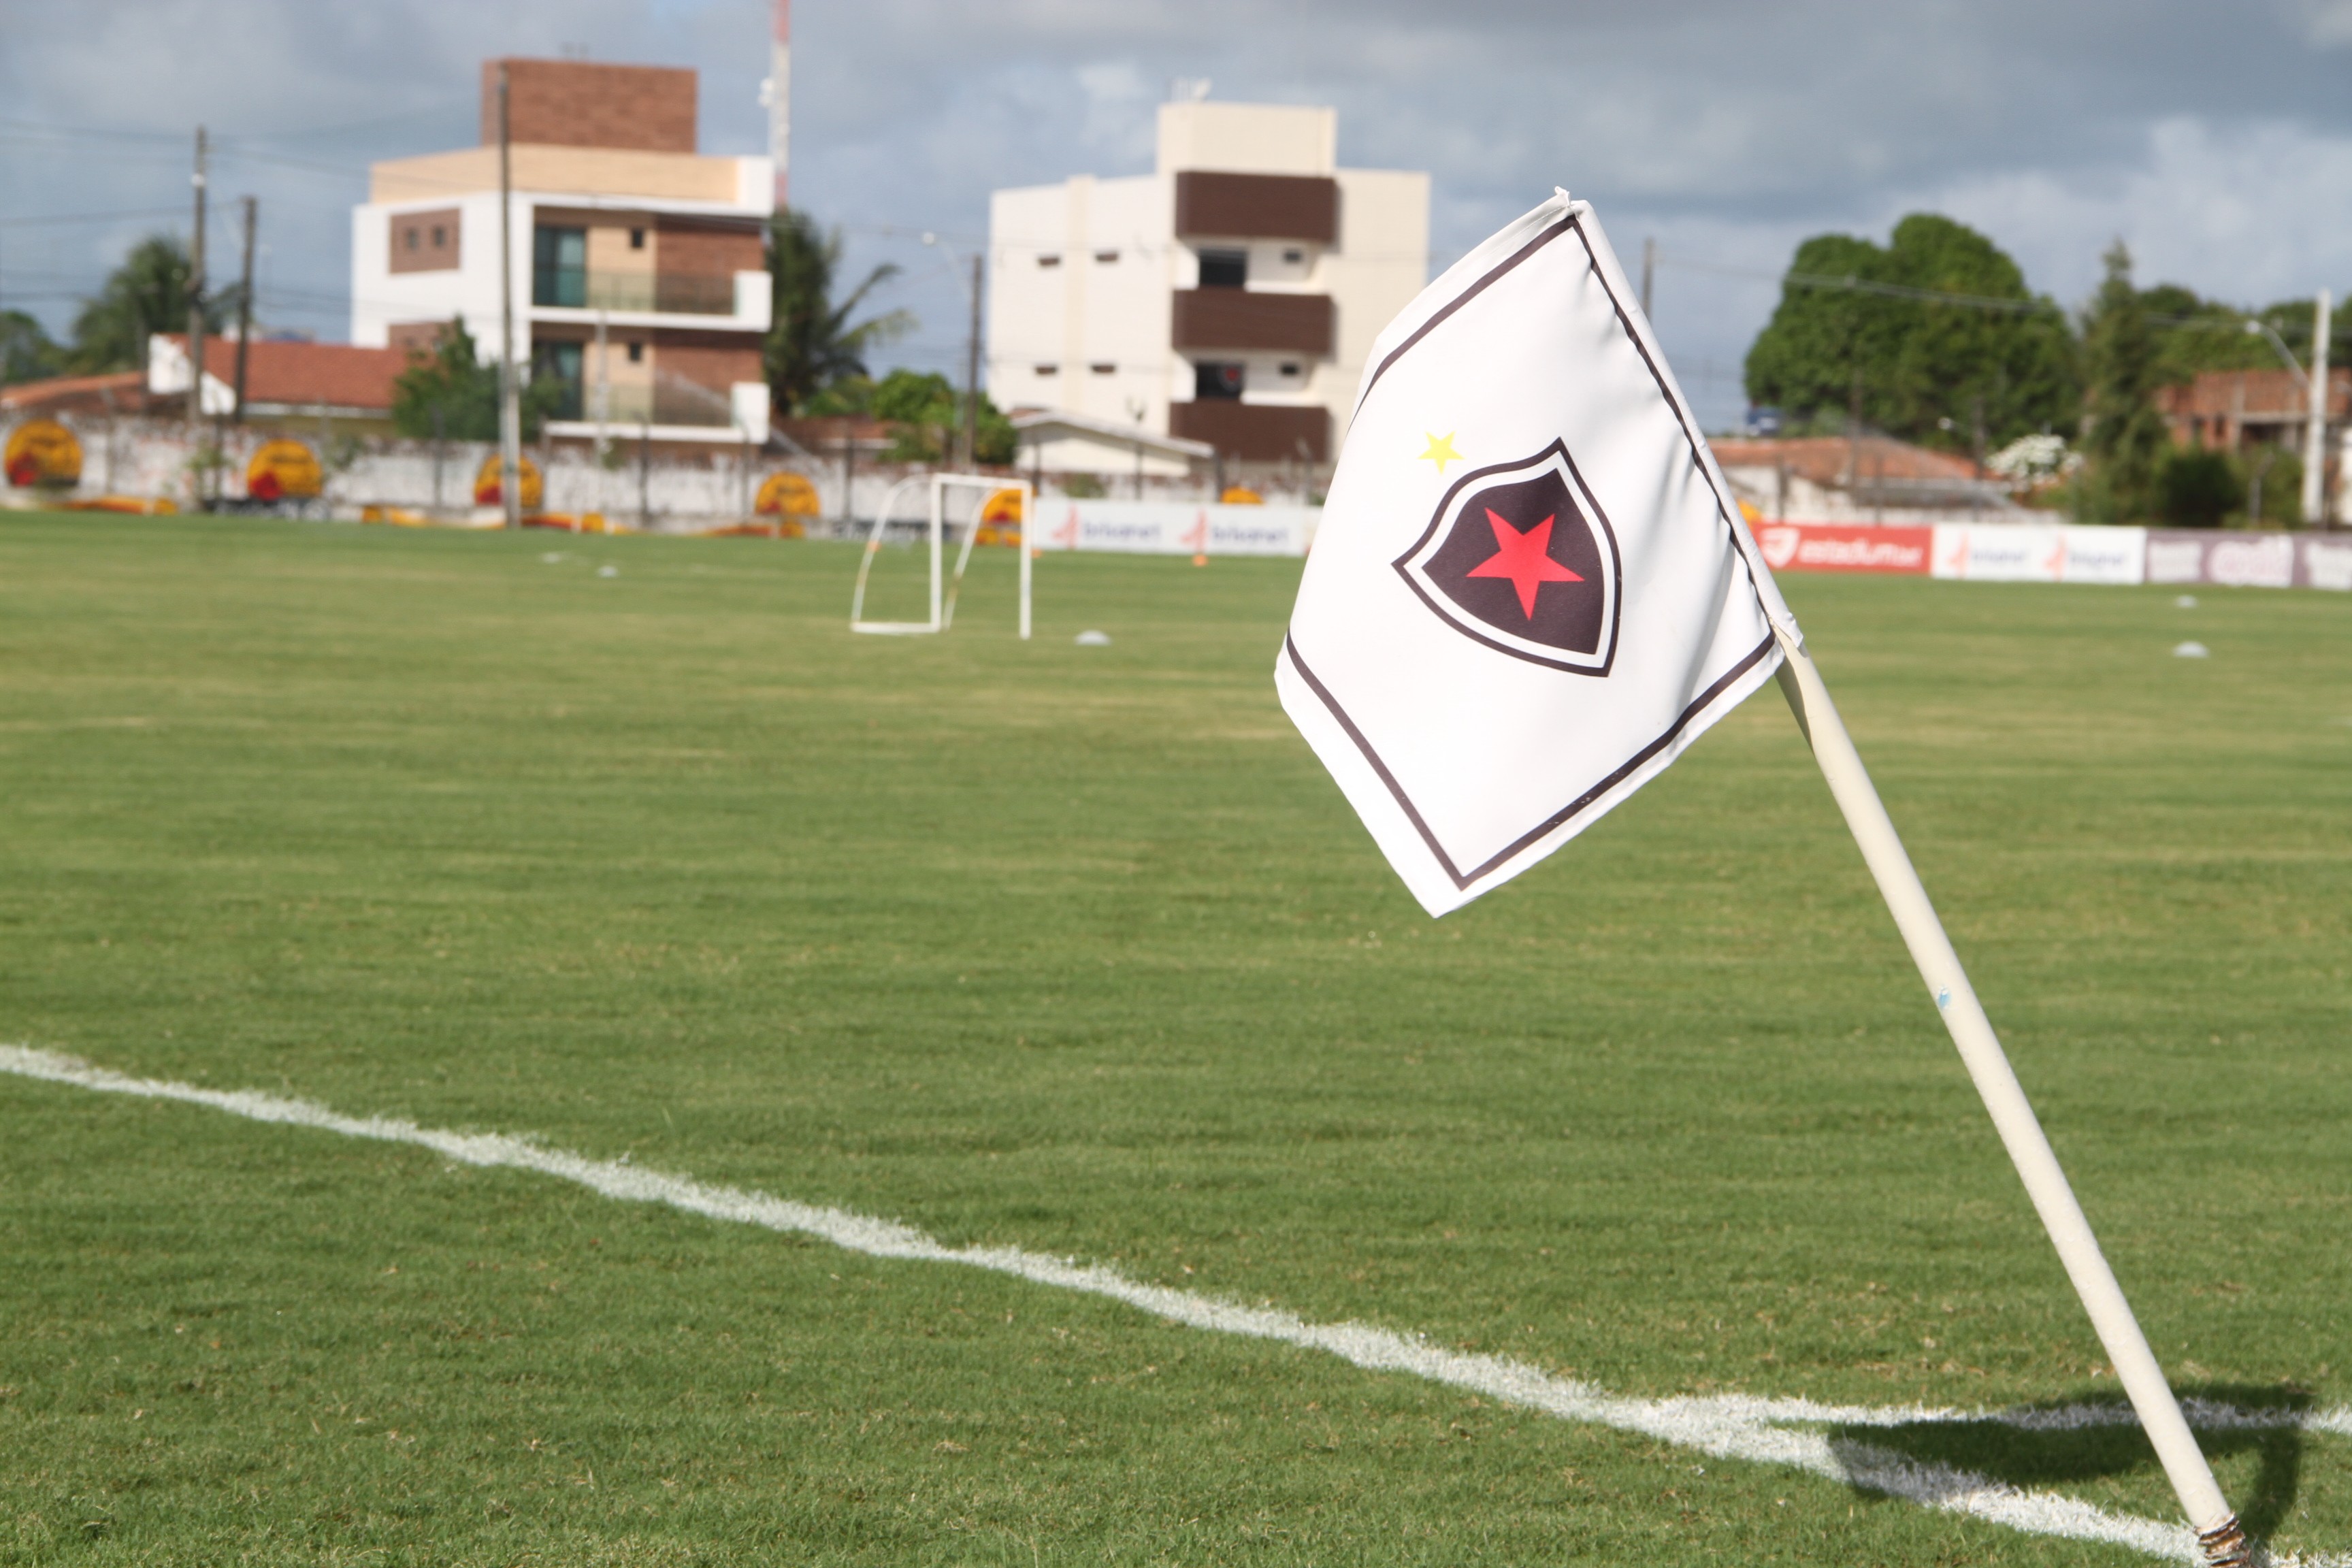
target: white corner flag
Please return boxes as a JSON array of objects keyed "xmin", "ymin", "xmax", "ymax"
[
  {"xmin": 1277, "ymin": 190, "xmax": 2253, "ymax": 1566},
  {"xmin": 1278, "ymin": 191, "xmax": 1798, "ymax": 917}
]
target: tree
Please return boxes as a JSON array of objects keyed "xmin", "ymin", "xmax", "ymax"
[
  {"xmin": 390, "ymin": 319, "xmax": 564, "ymax": 441},
  {"xmin": 2077, "ymin": 243, "xmax": 2173, "ymax": 523},
  {"xmin": 0, "ymin": 310, "xmax": 62, "ymax": 385},
  {"xmin": 68, "ymin": 234, "xmax": 238, "ymax": 373},
  {"xmin": 2157, "ymin": 448, "xmax": 2240, "ymax": 528},
  {"xmin": 766, "ymin": 210, "xmax": 915, "ymax": 414},
  {"xmin": 1744, "ymin": 214, "xmax": 2078, "ymax": 449},
  {"xmin": 806, "ymin": 367, "xmax": 1017, "ymax": 465}
]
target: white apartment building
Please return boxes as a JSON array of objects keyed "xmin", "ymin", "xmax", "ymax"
[
  {"xmin": 350, "ymin": 59, "xmax": 773, "ymax": 446},
  {"xmin": 988, "ymin": 101, "xmax": 1428, "ymax": 474}
]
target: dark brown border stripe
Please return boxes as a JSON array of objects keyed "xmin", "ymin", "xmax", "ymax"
[
  {"xmin": 1353, "ymin": 212, "xmax": 1578, "ymax": 418},
  {"xmin": 1285, "ymin": 632, "xmax": 1776, "ymax": 892}
]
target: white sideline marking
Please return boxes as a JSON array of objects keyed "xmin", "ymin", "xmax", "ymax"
[{"xmin": 3, "ymin": 1044, "xmax": 2343, "ymax": 1567}]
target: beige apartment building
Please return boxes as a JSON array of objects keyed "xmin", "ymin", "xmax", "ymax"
[
  {"xmin": 988, "ymin": 100, "xmax": 1428, "ymax": 474},
  {"xmin": 350, "ymin": 59, "xmax": 774, "ymax": 445}
]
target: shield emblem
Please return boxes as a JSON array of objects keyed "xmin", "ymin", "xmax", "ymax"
[{"xmin": 1392, "ymin": 440, "xmax": 1621, "ymax": 674}]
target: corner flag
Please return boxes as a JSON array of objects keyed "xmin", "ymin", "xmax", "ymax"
[
  {"xmin": 1276, "ymin": 190, "xmax": 2252, "ymax": 1565},
  {"xmin": 1278, "ymin": 191, "xmax": 1798, "ymax": 916}
]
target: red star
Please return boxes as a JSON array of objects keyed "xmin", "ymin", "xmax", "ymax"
[{"xmin": 1465, "ymin": 508, "xmax": 1582, "ymax": 619}]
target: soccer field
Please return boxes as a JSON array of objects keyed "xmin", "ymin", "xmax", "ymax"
[{"xmin": 2, "ymin": 511, "xmax": 2347, "ymax": 1567}]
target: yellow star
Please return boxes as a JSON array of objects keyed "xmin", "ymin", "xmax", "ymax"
[{"xmin": 1419, "ymin": 431, "xmax": 1463, "ymax": 474}]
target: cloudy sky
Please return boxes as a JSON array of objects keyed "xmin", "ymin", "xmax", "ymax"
[{"xmin": 5, "ymin": 0, "xmax": 2349, "ymax": 427}]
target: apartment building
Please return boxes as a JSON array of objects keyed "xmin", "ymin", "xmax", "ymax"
[
  {"xmin": 987, "ymin": 101, "xmax": 1428, "ymax": 472},
  {"xmin": 351, "ymin": 59, "xmax": 774, "ymax": 445}
]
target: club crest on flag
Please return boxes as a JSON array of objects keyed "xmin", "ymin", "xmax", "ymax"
[
  {"xmin": 1393, "ymin": 440, "xmax": 1621, "ymax": 674},
  {"xmin": 1276, "ymin": 191, "xmax": 1800, "ymax": 916}
]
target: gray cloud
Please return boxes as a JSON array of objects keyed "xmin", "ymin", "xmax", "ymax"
[{"xmin": 5, "ymin": 1, "xmax": 2349, "ymax": 427}]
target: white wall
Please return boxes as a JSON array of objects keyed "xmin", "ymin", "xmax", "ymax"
[
  {"xmin": 350, "ymin": 192, "xmax": 506, "ymax": 350},
  {"xmin": 988, "ymin": 174, "xmax": 1174, "ymax": 432},
  {"xmin": 1155, "ymin": 103, "xmax": 1335, "ymax": 176}
]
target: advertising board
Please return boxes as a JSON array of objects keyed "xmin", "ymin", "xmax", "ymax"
[
  {"xmin": 1754, "ymin": 523, "xmax": 1931, "ymax": 574},
  {"xmin": 1033, "ymin": 501, "xmax": 1316, "ymax": 557}
]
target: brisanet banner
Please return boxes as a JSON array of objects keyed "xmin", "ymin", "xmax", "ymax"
[
  {"xmin": 1930, "ymin": 523, "xmax": 2147, "ymax": 585},
  {"xmin": 1737, "ymin": 520, "xmax": 2351, "ymax": 589},
  {"xmin": 1034, "ymin": 501, "xmax": 1317, "ymax": 557}
]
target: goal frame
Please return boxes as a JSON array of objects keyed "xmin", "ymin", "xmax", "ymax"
[{"xmin": 849, "ymin": 474, "xmax": 1032, "ymax": 639}]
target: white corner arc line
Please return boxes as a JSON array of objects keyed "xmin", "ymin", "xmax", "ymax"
[{"xmin": 3, "ymin": 1044, "xmax": 2342, "ymax": 1568}]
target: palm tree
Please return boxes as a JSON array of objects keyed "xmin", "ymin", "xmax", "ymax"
[
  {"xmin": 69, "ymin": 234, "xmax": 239, "ymax": 374},
  {"xmin": 765, "ymin": 210, "xmax": 914, "ymax": 414}
]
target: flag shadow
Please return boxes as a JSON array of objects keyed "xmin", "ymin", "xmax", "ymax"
[{"xmin": 1827, "ymin": 1384, "xmax": 2314, "ymax": 1544}]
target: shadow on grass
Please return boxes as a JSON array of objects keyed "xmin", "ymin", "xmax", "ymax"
[{"xmin": 1829, "ymin": 1383, "xmax": 2314, "ymax": 1542}]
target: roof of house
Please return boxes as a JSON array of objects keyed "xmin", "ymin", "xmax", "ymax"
[
  {"xmin": 161, "ymin": 335, "xmax": 411, "ymax": 413},
  {"xmin": 1, "ymin": 369, "xmax": 155, "ymax": 416},
  {"xmin": 1709, "ymin": 435, "xmax": 1978, "ymax": 488},
  {"xmin": 1011, "ymin": 407, "xmax": 1216, "ymax": 461}
]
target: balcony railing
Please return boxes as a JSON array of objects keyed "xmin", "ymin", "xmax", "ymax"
[
  {"xmin": 1169, "ymin": 401, "xmax": 1330, "ymax": 463},
  {"xmin": 574, "ymin": 378, "xmax": 741, "ymax": 429},
  {"xmin": 532, "ymin": 269, "xmax": 744, "ymax": 316},
  {"xmin": 1171, "ymin": 289, "xmax": 1333, "ymax": 355}
]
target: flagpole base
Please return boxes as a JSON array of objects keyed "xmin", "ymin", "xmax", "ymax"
[{"xmin": 2198, "ymin": 1514, "xmax": 2251, "ymax": 1568}]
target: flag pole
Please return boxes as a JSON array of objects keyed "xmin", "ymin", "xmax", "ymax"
[{"xmin": 1768, "ymin": 627, "xmax": 2247, "ymax": 1568}]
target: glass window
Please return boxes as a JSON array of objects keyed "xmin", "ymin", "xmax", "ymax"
[
  {"xmin": 629, "ymin": 227, "xmax": 646, "ymax": 250},
  {"xmin": 532, "ymin": 227, "xmax": 588, "ymax": 307},
  {"xmin": 530, "ymin": 340, "xmax": 585, "ymax": 420},
  {"xmin": 1194, "ymin": 361, "xmax": 1245, "ymax": 400},
  {"xmin": 1198, "ymin": 248, "xmax": 1247, "ymax": 289},
  {"xmin": 627, "ymin": 342, "xmax": 643, "ymax": 363},
  {"xmin": 1094, "ymin": 250, "xmax": 1119, "ymax": 264},
  {"xmin": 1038, "ymin": 254, "xmax": 1061, "ymax": 268}
]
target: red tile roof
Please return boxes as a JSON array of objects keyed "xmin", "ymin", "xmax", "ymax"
[
  {"xmin": 1709, "ymin": 435, "xmax": 1978, "ymax": 487},
  {"xmin": 164, "ymin": 334, "xmax": 410, "ymax": 413},
  {"xmin": 1, "ymin": 370, "xmax": 156, "ymax": 416}
]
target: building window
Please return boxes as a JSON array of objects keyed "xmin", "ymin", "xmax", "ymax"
[
  {"xmin": 1198, "ymin": 248, "xmax": 1247, "ymax": 289},
  {"xmin": 1195, "ymin": 361, "xmax": 1245, "ymax": 400},
  {"xmin": 1038, "ymin": 253, "xmax": 1062, "ymax": 268},
  {"xmin": 1090, "ymin": 362, "xmax": 1117, "ymax": 376},
  {"xmin": 1094, "ymin": 249, "xmax": 1119, "ymax": 264},
  {"xmin": 431, "ymin": 225, "xmax": 446, "ymax": 248},
  {"xmin": 404, "ymin": 227, "xmax": 421, "ymax": 251},
  {"xmin": 1282, "ymin": 248, "xmax": 1304, "ymax": 264},
  {"xmin": 532, "ymin": 226, "xmax": 588, "ymax": 307},
  {"xmin": 1034, "ymin": 363, "xmax": 1058, "ymax": 376},
  {"xmin": 627, "ymin": 341, "xmax": 644, "ymax": 363},
  {"xmin": 630, "ymin": 227, "xmax": 647, "ymax": 250},
  {"xmin": 530, "ymin": 340, "xmax": 585, "ymax": 420},
  {"xmin": 1279, "ymin": 362, "xmax": 1301, "ymax": 378}
]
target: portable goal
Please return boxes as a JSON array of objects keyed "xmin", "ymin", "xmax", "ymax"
[{"xmin": 849, "ymin": 474, "xmax": 1033, "ymax": 639}]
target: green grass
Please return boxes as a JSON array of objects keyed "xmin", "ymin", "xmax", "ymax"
[{"xmin": 1, "ymin": 511, "xmax": 2347, "ymax": 1566}]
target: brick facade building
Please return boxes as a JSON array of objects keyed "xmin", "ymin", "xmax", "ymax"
[{"xmin": 353, "ymin": 58, "xmax": 774, "ymax": 447}]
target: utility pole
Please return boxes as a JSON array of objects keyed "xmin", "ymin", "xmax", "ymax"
[
  {"xmin": 2303, "ymin": 289, "xmax": 2332, "ymax": 528},
  {"xmin": 497, "ymin": 61, "xmax": 523, "ymax": 529},
  {"xmin": 1639, "ymin": 237, "xmax": 1654, "ymax": 321},
  {"xmin": 962, "ymin": 252, "xmax": 982, "ymax": 471},
  {"xmin": 186, "ymin": 126, "xmax": 208, "ymax": 503},
  {"xmin": 232, "ymin": 195, "xmax": 256, "ymax": 424}
]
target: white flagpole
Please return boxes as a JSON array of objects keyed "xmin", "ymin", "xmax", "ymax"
[{"xmin": 1769, "ymin": 628, "xmax": 2247, "ymax": 1568}]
